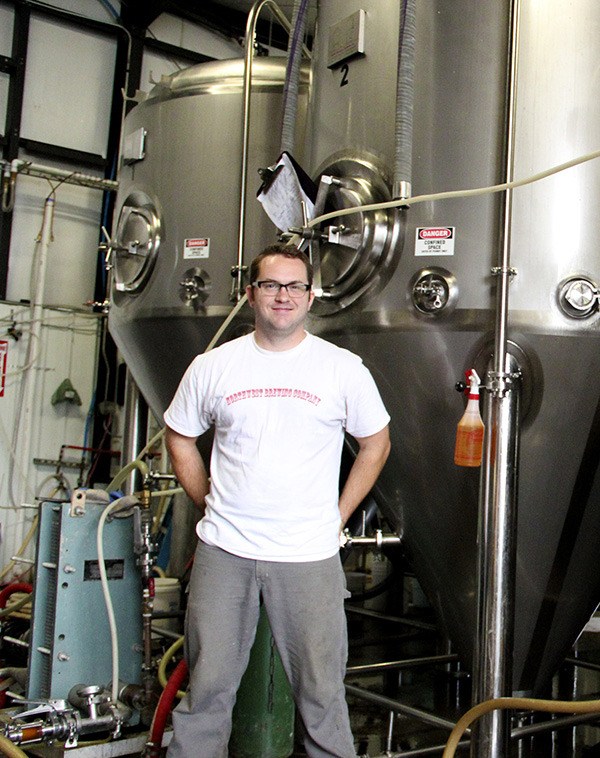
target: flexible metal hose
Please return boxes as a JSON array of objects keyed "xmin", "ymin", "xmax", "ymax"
[
  {"xmin": 393, "ymin": 0, "xmax": 416, "ymax": 199},
  {"xmin": 280, "ymin": 0, "xmax": 310, "ymax": 155}
]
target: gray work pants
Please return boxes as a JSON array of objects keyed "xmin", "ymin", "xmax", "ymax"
[{"xmin": 167, "ymin": 541, "xmax": 357, "ymax": 758}]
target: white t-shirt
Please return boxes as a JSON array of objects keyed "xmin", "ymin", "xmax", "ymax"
[{"xmin": 164, "ymin": 332, "xmax": 390, "ymax": 562}]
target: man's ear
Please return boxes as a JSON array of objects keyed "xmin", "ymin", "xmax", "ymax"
[{"xmin": 246, "ymin": 284, "xmax": 255, "ymax": 307}]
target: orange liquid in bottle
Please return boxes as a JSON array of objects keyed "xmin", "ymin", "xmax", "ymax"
[{"xmin": 454, "ymin": 418, "xmax": 484, "ymax": 467}]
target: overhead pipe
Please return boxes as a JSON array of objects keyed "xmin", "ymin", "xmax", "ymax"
[
  {"xmin": 471, "ymin": 0, "xmax": 522, "ymax": 756},
  {"xmin": 1, "ymin": 159, "xmax": 118, "ymax": 196}
]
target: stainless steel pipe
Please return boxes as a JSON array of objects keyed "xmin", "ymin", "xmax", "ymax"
[{"xmin": 471, "ymin": 0, "xmax": 522, "ymax": 754}]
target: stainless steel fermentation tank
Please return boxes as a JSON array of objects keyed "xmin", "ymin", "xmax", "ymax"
[
  {"xmin": 109, "ymin": 57, "xmax": 309, "ymax": 415},
  {"xmin": 109, "ymin": 1, "xmax": 600, "ymax": 698}
]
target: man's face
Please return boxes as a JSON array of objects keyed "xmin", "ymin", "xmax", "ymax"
[{"xmin": 246, "ymin": 254, "xmax": 314, "ymax": 343}]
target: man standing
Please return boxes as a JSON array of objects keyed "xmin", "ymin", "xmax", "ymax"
[{"xmin": 164, "ymin": 244, "xmax": 391, "ymax": 757}]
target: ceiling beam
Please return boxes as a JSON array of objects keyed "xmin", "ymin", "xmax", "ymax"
[{"xmin": 121, "ymin": 0, "xmax": 291, "ymax": 50}]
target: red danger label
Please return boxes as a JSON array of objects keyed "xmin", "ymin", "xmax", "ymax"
[
  {"xmin": 418, "ymin": 228, "xmax": 453, "ymax": 240},
  {"xmin": 415, "ymin": 227, "xmax": 456, "ymax": 256},
  {"xmin": 184, "ymin": 237, "xmax": 210, "ymax": 259}
]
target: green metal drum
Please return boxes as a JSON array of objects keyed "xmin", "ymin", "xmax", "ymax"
[{"xmin": 229, "ymin": 605, "xmax": 295, "ymax": 758}]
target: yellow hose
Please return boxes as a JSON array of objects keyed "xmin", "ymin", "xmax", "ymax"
[
  {"xmin": 106, "ymin": 458, "xmax": 149, "ymax": 492},
  {"xmin": 0, "ymin": 595, "xmax": 32, "ymax": 618},
  {"xmin": 0, "ymin": 515, "xmax": 39, "ymax": 582},
  {"xmin": 442, "ymin": 695, "xmax": 600, "ymax": 758},
  {"xmin": 157, "ymin": 635, "xmax": 186, "ymax": 699},
  {"xmin": 0, "ymin": 734, "xmax": 29, "ymax": 758}
]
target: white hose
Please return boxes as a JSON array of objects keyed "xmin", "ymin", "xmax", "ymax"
[
  {"xmin": 96, "ymin": 499, "xmax": 125, "ymax": 703},
  {"xmin": 308, "ymin": 146, "xmax": 600, "ymax": 228}
]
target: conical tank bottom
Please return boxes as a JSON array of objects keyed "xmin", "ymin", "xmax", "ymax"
[{"xmin": 310, "ymin": 322, "xmax": 600, "ymax": 696}]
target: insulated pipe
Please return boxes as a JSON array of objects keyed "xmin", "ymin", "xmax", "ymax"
[
  {"xmin": 471, "ymin": 0, "xmax": 522, "ymax": 755},
  {"xmin": 8, "ymin": 196, "xmax": 55, "ymax": 561},
  {"xmin": 280, "ymin": 0, "xmax": 310, "ymax": 155},
  {"xmin": 1, "ymin": 159, "xmax": 118, "ymax": 193},
  {"xmin": 393, "ymin": 0, "xmax": 416, "ymax": 200}
]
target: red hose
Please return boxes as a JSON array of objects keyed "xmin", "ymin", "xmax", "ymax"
[
  {"xmin": 0, "ymin": 583, "xmax": 32, "ymax": 609},
  {"xmin": 145, "ymin": 658, "xmax": 188, "ymax": 757}
]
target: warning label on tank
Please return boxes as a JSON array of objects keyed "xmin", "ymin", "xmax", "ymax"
[
  {"xmin": 415, "ymin": 227, "xmax": 455, "ymax": 256},
  {"xmin": 0, "ymin": 340, "xmax": 7, "ymax": 398},
  {"xmin": 184, "ymin": 238, "xmax": 210, "ymax": 259}
]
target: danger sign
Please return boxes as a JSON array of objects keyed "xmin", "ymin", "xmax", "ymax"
[
  {"xmin": 184, "ymin": 238, "xmax": 210, "ymax": 259},
  {"xmin": 415, "ymin": 227, "xmax": 455, "ymax": 256}
]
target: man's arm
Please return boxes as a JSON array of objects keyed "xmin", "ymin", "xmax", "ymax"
[
  {"xmin": 165, "ymin": 426, "xmax": 210, "ymax": 511},
  {"xmin": 338, "ymin": 426, "xmax": 391, "ymax": 527}
]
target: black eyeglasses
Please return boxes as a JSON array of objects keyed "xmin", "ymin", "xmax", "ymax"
[{"xmin": 252, "ymin": 280, "xmax": 311, "ymax": 298}]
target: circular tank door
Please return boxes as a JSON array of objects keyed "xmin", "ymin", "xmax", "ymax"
[
  {"xmin": 113, "ymin": 191, "xmax": 161, "ymax": 294},
  {"xmin": 309, "ymin": 151, "xmax": 403, "ymax": 314}
]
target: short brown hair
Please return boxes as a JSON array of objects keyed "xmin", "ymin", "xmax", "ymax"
[{"xmin": 249, "ymin": 244, "xmax": 313, "ymax": 287}]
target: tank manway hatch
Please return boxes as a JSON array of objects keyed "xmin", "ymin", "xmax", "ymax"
[
  {"xmin": 308, "ymin": 151, "xmax": 404, "ymax": 315},
  {"xmin": 113, "ymin": 191, "xmax": 161, "ymax": 294}
]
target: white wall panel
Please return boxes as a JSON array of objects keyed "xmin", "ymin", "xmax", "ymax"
[
  {"xmin": 0, "ymin": 6, "xmax": 14, "ymax": 132},
  {"xmin": 47, "ymin": 1, "xmax": 121, "ymax": 24},
  {"xmin": 140, "ymin": 15, "xmax": 242, "ymax": 94},
  {"xmin": 0, "ymin": 5, "xmax": 13, "ymax": 54},
  {"xmin": 0, "ymin": 302, "xmax": 100, "ymax": 574},
  {"xmin": 21, "ymin": 14, "xmax": 117, "ymax": 157}
]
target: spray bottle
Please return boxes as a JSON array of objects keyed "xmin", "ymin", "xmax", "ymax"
[{"xmin": 454, "ymin": 369, "xmax": 484, "ymax": 467}]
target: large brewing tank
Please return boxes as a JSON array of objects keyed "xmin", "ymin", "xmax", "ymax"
[
  {"xmin": 107, "ymin": 0, "xmax": 600, "ymax": 700},
  {"xmin": 302, "ymin": 0, "xmax": 600, "ymax": 696},
  {"xmin": 108, "ymin": 57, "xmax": 308, "ymax": 415}
]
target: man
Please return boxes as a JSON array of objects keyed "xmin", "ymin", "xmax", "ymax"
[{"xmin": 164, "ymin": 244, "xmax": 390, "ymax": 758}]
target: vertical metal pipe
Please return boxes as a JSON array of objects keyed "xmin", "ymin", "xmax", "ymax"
[
  {"xmin": 471, "ymin": 0, "xmax": 522, "ymax": 756},
  {"xmin": 236, "ymin": 0, "xmax": 297, "ymax": 299},
  {"xmin": 121, "ymin": 369, "xmax": 148, "ymax": 494},
  {"xmin": 473, "ymin": 362, "xmax": 521, "ymax": 757}
]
